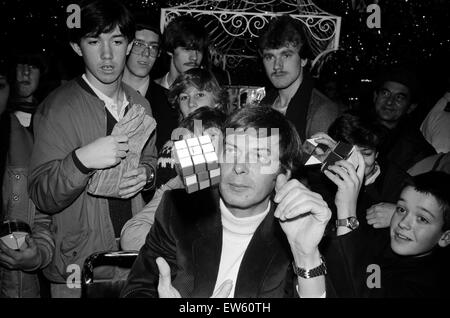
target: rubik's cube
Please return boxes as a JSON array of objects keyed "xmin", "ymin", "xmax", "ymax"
[
  {"xmin": 173, "ymin": 135, "xmax": 221, "ymax": 193},
  {"xmin": 303, "ymin": 139, "xmax": 359, "ymax": 173}
]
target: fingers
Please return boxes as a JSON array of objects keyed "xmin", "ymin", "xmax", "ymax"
[
  {"xmin": 212, "ymin": 280, "xmax": 233, "ymax": 298},
  {"xmin": 0, "ymin": 253, "xmax": 15, "ymax": 269},
  {"xmin": 156, "ymin": 257, "xmax": 173, "ymax": 297},
  {"xmin": 118, "ymin": 180, "xmax": 146, "ymax": 198},
  {"xmin": 355, "ymin": 150, "xmax": 366, "ymax": 182},
  {"xmin": 274, "ymin": 178, "xmax": 308, "ymax": 204},
  {"xmin": 114, "ymin": 135, "xmax": 129, "ymax": 143},
  {"xmin": 122, "ymin": 167, "xmax": 146, "ymax": 179},
  {"xmin": 119, "ymin": 168, "xmax": 147, "ymax": 198},
  {"xmin": 0, "ymin": 240, "xmax": 18, "ymax": 258},
  {"xmin": 275, "ymin": 174, "xmax": 289, "ymax": 192}
]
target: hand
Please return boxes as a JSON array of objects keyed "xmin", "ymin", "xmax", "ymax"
[
  {"xmin": 75, "ymin": 135, "xmax": 129, "ymax": 170},
  {"xmin": 274, "ymin": 175, "xmax": 331, "ymax": 258},
  {"xmin": 366, "ymin": 202, "xmax": 396, "ymax": 228},
  {"xmin": 323, "ymin": 150, "xmax": 366, "ymax": 219},
  {"xmin": 156, "ymin": 257, "xmax": 232, "ymax": 298},
  {"xmin": 118, "ymin": 165, "xmax": 147, "ymax": 198},
  {"xmin": 0, "ymin": 235, "xmax": 42, "ymax": 271},
  {"xmin": 309, "ymin": 133, "xmax": 337, "ymax": 155}
]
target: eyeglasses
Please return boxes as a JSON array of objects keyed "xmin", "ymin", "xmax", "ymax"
[
  {"xmin": 378, "ymin": 88, "xmax": 409, "ymax": 104},
  {"xmin": 131, "ymin": 40, "xmax": 159, "ymax": 57}
]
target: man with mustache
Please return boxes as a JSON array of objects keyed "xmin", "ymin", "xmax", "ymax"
[
  {"xmin": 28, "ymin": 0, "xmax": 157, "ymax": 297},
  {"xmin": 258, "ymin": 15, "xmax": 339, "ymax": 143},
  {"xmin": 155, "ymin": 15, "xmax": 208, "ymax": 90}
]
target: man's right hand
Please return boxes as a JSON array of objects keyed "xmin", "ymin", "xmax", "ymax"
[
  {"xmin": 75, "ymin": 135, "xmax": 129, "ymax": 170},
  {"xmin": 156, "ymin": 257, "xmax": 233, "ymax": 298}
]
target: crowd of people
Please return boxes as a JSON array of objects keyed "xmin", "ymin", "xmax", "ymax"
[{"xmin": 0, "ymin": 0, "xmax": 448, "ymax": 298}]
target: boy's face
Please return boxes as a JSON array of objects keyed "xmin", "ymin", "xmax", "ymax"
[
  {"xmin": 16, "ymin": 63, "xmax": 40, "ymax": 98},
  {"xmin": 178, "ymin": 86, "xmax": 216, "ymax": 118},
  {"xmin": 220, "ymin": 132, "xmax": 287, "ymax": 217},
  {"xmin": 262, "ymin": 44, "xmax": 307, "ymax": 90},
  {"xmin": 356, "ymin": 146, "xmax": 378, "ymax": 178},
  {"xmin": 390, "ymin": 186, "xmax": 449, "ymax": 256},
  {"xmin": 171, "ymin": 47, "xmax": 203, "ymax": 75},
  {"xmin": 71, "ymin": 25, "xmax": 132, "ymax": 93},
  {"xmin": 126, "ymin": 29, "xmax": 160, "ymax": 78}
]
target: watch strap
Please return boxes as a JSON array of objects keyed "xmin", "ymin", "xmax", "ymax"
[{"xmin": 292, "ymin": 257, "xmax": 327, "ymax": 279}]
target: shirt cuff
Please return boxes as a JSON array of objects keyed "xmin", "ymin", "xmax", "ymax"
[
  {"xmin": 72, "ymin": 149, "xmax": 94, "ymax": 175},
  {"xmin": 296, "ymin": 284, "xmax": 326, "ymax": 298}
]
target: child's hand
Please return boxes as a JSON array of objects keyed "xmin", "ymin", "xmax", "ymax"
[{"xmin": 366, "ymin": 202, "xmax": 396, "ymax": 228}]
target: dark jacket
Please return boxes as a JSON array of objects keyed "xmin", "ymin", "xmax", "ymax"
[
  {"xmin": 121, "ymin": 188, "xmax": 300, "ymax": 298},
  {"xmin": 146, "ymin": 81, "xmax": 178, "ymax": 151},
  {"xmin": 378, "ymin": 117, "xmax": 436, "ymax": 170},
  {"xmin": 261, "ymin": 75, "xmax": 339, "ymax": 141},
  {"xmin": 323, "ymin": 227, "xmax": 448, "ymax": 298}
]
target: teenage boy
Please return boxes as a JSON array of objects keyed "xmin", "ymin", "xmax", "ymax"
[{"xmin": 28, "ymin": 0, "xmax": 157, "ymax": 297}]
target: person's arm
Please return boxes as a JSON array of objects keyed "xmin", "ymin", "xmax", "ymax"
[
  {"xmin": 274, "ymin": 175, "xmax": 331, "ymax": 298},
  {"xmin": 120, "ymin": 191, "xmax": 177, "ymax": 298},
  {"xmin": 28, "ymin": 102, "xmax": 129, "ymax": 214}
]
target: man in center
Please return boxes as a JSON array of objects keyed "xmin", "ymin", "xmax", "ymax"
[{"xmin": 121, "ymin": 106, "xmax": 352, "ymax": 298}]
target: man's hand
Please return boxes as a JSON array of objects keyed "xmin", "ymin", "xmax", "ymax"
[
  {"xmin": 323, "ymin": 151, "xmax": 366, "ymax": 219},
  {"xmin": 0, "ymin": 236, "xmax": 42, "ymax": 271},
  {"xmin": 156, "ymin": 257, "xmax": 232, "ymax": 298},
  {"xmin": 274, "ymin": 175, "xmax": 331, "ymax": 258},
  {"xmin": 75, "ymin": 135, "xmax": 129, "ymax": 170},
  {"xmin": 366, "ymin": 202, "xmax": 396, "ymax": 228},
  {"xmin": 118, "ymin": 165, "xmax": 147, "ymax": 199}
]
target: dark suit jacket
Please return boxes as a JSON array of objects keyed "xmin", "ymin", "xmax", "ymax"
[
  {"xmin": 121, "ymin": 188, "xmax": 309, "ymax": 298},
  {"xmin": 146, "ymin": 81, "xmax": 179, "ymax": 151}
]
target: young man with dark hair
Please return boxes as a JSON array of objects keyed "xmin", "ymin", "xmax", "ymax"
[
  {"xmin": 28, "ymin": 0, "xmax": 157, "ymax": 297},
  {"xmin": 122, "ymin": 14, "xmax": 177, "ymax": 151},
  {"xmin": 371, "ymin": 66, "xmax": 436, "ymax": 170},
  {"xmin": 120, "ymin": 106, "xmax": 362, "ymax": 298},
  {"xmin": 258, "ymin": 15, "xmax": 339, "ymax": 142},
  {"xmin": 155, "ymin": 15, "xmax": 209, "ymax": 90}
]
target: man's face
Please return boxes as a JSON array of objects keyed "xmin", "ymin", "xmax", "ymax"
[
  {"xmin": 126, "ymin": 29, "xmax": 160, "ymax": 78},
  {"xmin": 71, "ymin": 25, "xmax": 132, "ymax": 92},
  {"xmin": 0, "ymin": 74, "xmax": 10, "ymax": 113},
  {"xmin": 390, "ymin": 186, "xmax": 448, "ymax": 256},
  {"xmin": 220, "ymin": 132, "xmax": 285, "ymax": 217},
  {"xmin": 262, "ymin": 44, "xmax": 306, "ymax": 90},
  {"xmin": 178, "ymin": 86, "xmax": 216, "ymax": 118},
  {"xmin": 356, "ymin": 146, "xmax": 378, "ymax": 178},
  {"xmin": 15, "ymin": 63, "xmax": 40, "ymax": 98},
  {"xmin": 171, "ymin": 47, "xmax": 203, "ymax": 75},
  {"xmin": 374, "ymin": 81, "xmax": 413, "ymax": 127}
]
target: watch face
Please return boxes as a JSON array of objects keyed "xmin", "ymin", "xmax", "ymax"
[{"xmin": 348, "ymin": 217, "xmax": 359, "ymax": 229}]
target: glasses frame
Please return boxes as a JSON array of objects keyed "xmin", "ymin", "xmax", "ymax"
[{"xmin": 131, "ymin": 39, "xmax": 160, "ymax": 58}]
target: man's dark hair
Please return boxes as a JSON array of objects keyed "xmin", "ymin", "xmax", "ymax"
[
  {"xmin": 257, "ymin": 15, "xmax": 312, "ymax": 60},
  {"xmin": 133, "ymin": 12, "xmax": 161, "ymax": 42},
  {"xmin": 403, "ymin": 171, "xmax": 450, "ymax": 231},
  {"xmin": 179, "ymin": 107, "xmax": 226, "ymax": 133},
  {"xmin": 69, "ymin": 0, "xmax": 135, "ymax": 44},
  {"xmin": 328, "ymin": 113, "xmax": 387, "ymax": 150},
  {"xmin": 223, "ymin": 106, "xmax": 303, "ymax": 174},
  {"xmin": 162, "ymin": 15, "xmax": 208, "ymax": 54}
]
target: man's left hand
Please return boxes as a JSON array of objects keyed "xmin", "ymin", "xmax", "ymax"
[
  {"xmin": 274, "ymin": 175, "xmax": 331, "ymax": 257},
  {"xmin": 118, "ymin": 166, "xmax": 147, "ymax": 199}
]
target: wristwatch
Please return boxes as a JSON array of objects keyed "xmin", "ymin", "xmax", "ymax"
[
  {"xmin": 292, "ymin": 256, "xmax": 327, "ymax": 279},
  {"xmin": 336, "ymin": 216, "xmax": 359, "ymax": 230}
]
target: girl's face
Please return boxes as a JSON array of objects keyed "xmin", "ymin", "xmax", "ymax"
[{"xmin": 178, "ymin": 86, "xmax": 216, "ymax": 118}]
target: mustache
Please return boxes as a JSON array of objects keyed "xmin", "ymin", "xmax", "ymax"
[{"xmin": 17, "ymin": 81, "xmax": 32, "ymax": 86}]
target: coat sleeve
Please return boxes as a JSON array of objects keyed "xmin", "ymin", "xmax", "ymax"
[
  {"xmin": 120, "ymin": 190, "xmax": 178, "ymax": 298},
  {"xmin": 30, "ymin": 208, "xmax": 55, "ymax": 269},
  {"xmin": 28, "ymin": 100, "xmax": 94, "ymax": 214}
]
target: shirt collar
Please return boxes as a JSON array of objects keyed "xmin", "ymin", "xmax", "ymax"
[{"xmin": 365, "ymin": 162, "xmax": 381, "ymax": 186}]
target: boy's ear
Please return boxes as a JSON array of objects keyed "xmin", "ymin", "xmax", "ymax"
[
  {"xmin": 70, "ymin": 42, "xmax": 83, "ymax": 57},
  {"xmin": 438, "ymin": 230, "xmax": 450, "ymax": 248}
]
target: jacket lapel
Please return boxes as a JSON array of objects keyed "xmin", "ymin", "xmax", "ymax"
[
  {"xmin": 191, "ymin": 189, "xmax": 223, "ymax": 297},
  {"xmin": 234, "ymin": 204, "xmax": 286, "ymax": 298}
]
